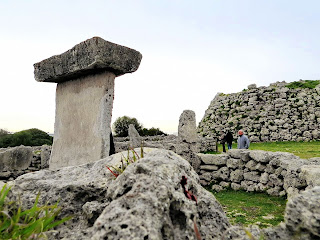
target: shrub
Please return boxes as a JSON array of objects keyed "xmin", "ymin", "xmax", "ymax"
[
  {"xmin": 139, "ymin": 127, "xmax": 167, "ymax": 136},
  {"xmin": 0, "ymin": 129, "xmax": 53, "ymax": 148}
]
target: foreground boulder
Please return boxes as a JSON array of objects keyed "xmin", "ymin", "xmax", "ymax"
[{"xmin": 8, "ymin": 148, "xmax": 230, "ymax": 239}]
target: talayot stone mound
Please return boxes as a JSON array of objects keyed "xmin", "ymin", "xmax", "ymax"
[
  {"xmin": 7, "ymin": 148, "xmax": 230, "ymax": 239},
  {"xmin": 34, "ymin": 37, "xmax": 142, "ymax": 169},
  {"xmin": 198, "ymin": 80, "xmax": 320, "ymax": 142}
]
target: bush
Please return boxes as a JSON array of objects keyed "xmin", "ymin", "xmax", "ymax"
[
  {"xmin": 0, "ymin": 128, "xmax": 53, "ymax": 148},
  {"xmin": 139, "ymin": 127, "xmax": 167, "ymax": 136},
  {"xmin": 112, "ymin": 116, "xmax": 167, "ymax": 137}
]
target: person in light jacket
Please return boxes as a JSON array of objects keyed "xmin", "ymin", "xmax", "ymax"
[{"xmin": 237, "ymin": 130, "xmax": 250, "ymax": 149}]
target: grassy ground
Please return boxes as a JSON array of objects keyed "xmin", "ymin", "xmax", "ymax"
[
  {"xmin": 215, "ymin": 141, "xmax": 320, "ymax": 159},
  {"xmin": 207, "ymin": 189, "xmax": 287, "ymax": 228}
]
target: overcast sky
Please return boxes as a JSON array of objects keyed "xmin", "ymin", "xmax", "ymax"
[{"xmin": 1, "ymin": 0, "xmax": 320, "ymax": 134}]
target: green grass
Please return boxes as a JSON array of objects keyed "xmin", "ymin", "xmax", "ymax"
[
  {"xmin": 215, "ymin": 141, "xmax": 320, "ymax": 159},
  {"xmin": 208, "ymin": 189, "xmax": 287, "ymax": 228},
  {"xmin": 286, "ymin": 80, "xmax": 320, "ymax": 89},
  {"xmin": 0, "ymin": 184, "xmax": 71, "ymax": 239}
]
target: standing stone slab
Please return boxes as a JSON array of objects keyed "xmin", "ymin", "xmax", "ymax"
[
  {"xmin": 178, "ymin": 110, "xmax": 197, "ymax": 143},
  {"xmin": 34, "ymin": 37, "xmax": 142, "ymax": 169}
]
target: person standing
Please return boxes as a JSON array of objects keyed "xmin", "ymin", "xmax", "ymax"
[
  {"xmin": 220, "ymin": 134, "xmax": 226, "ymax": 153},
  {"xmin": 225, "ymin": 131, "xmax": 233, "ymax": 150},
  {"xmin": 237, "ymin": 130, "xmax": 250, "ymax": 149}
]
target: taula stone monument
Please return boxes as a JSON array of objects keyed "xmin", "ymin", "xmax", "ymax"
[{"xmin": 34, "ymin": 37, "xmax": 142, "ymax": 169}]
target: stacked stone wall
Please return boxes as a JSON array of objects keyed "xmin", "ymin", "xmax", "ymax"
[
  {"xmin": 198, "ymin": 81, "xmax": 320, "ymax": 142},
  {"xmin": 0, "ymin": 145, "xmax": 51, "ymax": 181},
  {"xmin": 198, "ymin": 149, "xmax": 320, "ymax": 197}
]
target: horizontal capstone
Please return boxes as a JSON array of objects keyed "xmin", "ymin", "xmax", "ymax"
[{"xmin": 34, "ymin": 37, "xmax": 142, "ymax": 82}]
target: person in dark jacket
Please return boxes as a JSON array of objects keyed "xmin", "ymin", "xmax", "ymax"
[{"xmin": 225, "ymin": 131, "xmax": 233, "ymax": 150}]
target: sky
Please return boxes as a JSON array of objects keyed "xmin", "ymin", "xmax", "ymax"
[{"xmin": 1, "ymin": 0, "xmax": 320, "ymax": 134}]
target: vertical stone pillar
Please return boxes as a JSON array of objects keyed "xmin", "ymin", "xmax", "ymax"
[
  {"xmin": 34, "ymin": 37, "xmax": 142, "ymax": 169},
  {"xmin": 178, "ymin": 110, "xmax": 198, "ymax": 143}
]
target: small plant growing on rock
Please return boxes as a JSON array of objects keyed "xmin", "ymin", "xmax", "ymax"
[
  {"xmin": 0, "ymin": 184, "xmax": 71, "ymax": 239},
  {"xmin": 107, "ymin": 146, "xmax": 144, "ymax": 178}
]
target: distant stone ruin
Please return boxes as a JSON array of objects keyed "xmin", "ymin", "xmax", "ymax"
[
  {"xmin": 114, "ymin": 110, "xmax": 216, "ymax": 172},
  {"xmin": 198, "ymin": 81, "xmax": 320, "ymax": 142},
  {"xmin": 34, "ymin": 37, "xmax": 142, "ymax": 169}
]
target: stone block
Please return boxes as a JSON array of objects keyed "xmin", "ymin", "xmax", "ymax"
[
  {"xmin": 300, "ymin": 165, "xmax": 320, "ymax": 188},
  {"xmin": 249, "ymin": 150, "xmax": 272, "ymax": 163},
  {"xmin": 245, "ymin": 160, "xmax": 257, "ymax": 171},
  {"xmin": 285, "ymin": 187, "xmax": 320, "ymax": 238},
  {"xmin": 197, "ymin": 153, "xmax": 228, "ymax": 165},
  {"xmin": 40, "ymin": 145, "xmax": 51, "ymax": 169},
  {"xmin": 49, "ymin": 71, "xmax": 115, "ymax": 169},
  {"xmin": 228, "ymin": 149, "xmax": 249, "ymax": 159},
  {"xmin": 34, "ymin": 37, "xmax": 142, "ymax": 82},
  {"xmin": 226, "ymin": 158, "xmax": 240, "ymax": 169},
  {"xmin": 243, "ymin": 171, "xmax": 260, "ymax": 182},
  {"xmin": 259, "ymin": 172, "xmax": 269, "ymax": 184},
  {"xmin": 200, "ymin": 165, "xmax": 219, "ymax": 171},
  {"xmin": 231, "ymin": 183, "xmax": 241, "ymax": 190},
  {"xmin": 178, "ymin": 110, "xmax": 197, "ymax": 143},
  {"xmin": 230, "ymin": 169, "xmax": 244, "ymax": 183},
  {"xmin": 0, "ymin": 146, "xmax": 33, "ymax": 171}
]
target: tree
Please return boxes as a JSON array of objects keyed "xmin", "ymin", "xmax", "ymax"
[
  {"xmin": 140, "ymin": 127, "xmax": 167, "ymax": 136},
  {"xmin": 0, "ymin": 129, "xmax": 9, "ymax": 138},
  {"xmin": 113, "ymin": 116, "xmax": 143, "ymax": 137}
]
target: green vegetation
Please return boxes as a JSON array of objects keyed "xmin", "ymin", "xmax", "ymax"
[
  {"xmin": 286, "ymin": 80, "xmax": 320, "ymax": 89},
  {"xmin": 246, "ymin": 141, "xmax": 320, "ymax": 159},
  {"xmin": 106, "ymin": 147, "xmax": 144, "ymax": 178},
  {"xmin": 112, "ymin": 116, "xmax": 166, "ymax": 137},
  {"xmin": 208, "ymin": 189, "xmax": 286, "ymax": 228},
  {"xmin": 139, "ymin": 127, "xmax": 167, "ymax": 137},
  {"xmin": 0, "ymin": 128, "xmax": 53, "ymax": 148},
  {"xmin": 0, "ymin": 184, "xmax": 71, "ymax": 239},
  {"xmin": 215, "ymin": 141, "xmax": 320, "ymax": 159}
]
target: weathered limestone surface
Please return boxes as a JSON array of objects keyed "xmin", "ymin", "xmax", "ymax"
[
  {"xmin": 50, "ymin": 71, "xmax": 115, "ymax": 169},
  {"xmin": 3, "ymin": 148, "xmax": 320, "ymax": 239},
  {"xmin": 178, "ymin": 110, "xmax": 198, "ymax": 143},
  {"xmin": 34, "ymin": 37, "xmax": 142, "ymax": 169},
  {"xmin": 8, "ymin": 148, "xmax": 230, "ymax": 239},
  {"xmin": 0, "ymin": 146, "xmax": 51, "ymax": 181},
  {"xmin": 34, "ymin": 37, "xmax": 142, "ymax": 83},
  {"xmin": 283, "ymin": 186, "xmax": 320, "ymax": 239},
  {"xmin": 128, "ymin": 124, "xmax": 142, "ymax": 148},
  {"xmin": 198, "ymin": 149, "xmax": 319, "ymax": 198},
  {"xmin": 0, "ymin": 146, "xmax": 33, "ymax": 171}
]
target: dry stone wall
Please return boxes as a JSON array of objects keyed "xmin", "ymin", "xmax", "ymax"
[
  {"xmin": 198, "ymin": 81, "xmax": 320, "ymax": 142},
  {"xmin": 0, "ymin": 145, "xmax": 51, "ymax": 181},
  {"xmin": 198, "ymin": 149, "xmax": 320, "ymax": 198}
]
